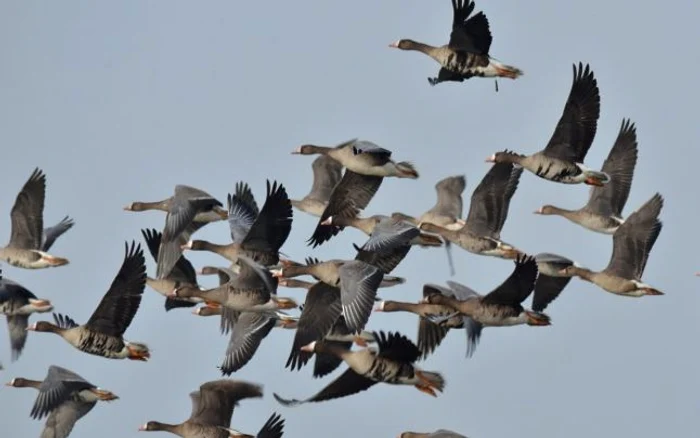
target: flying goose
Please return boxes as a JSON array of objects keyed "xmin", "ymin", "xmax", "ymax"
[
  {"xmin": 7, "ymin": 365, "xmax": 118, "ymax": 438},
  {"xmin": 392, "ymin": 175, "xmax": 466, "ymax": 230},
  {"xmin": 393, "ymin": 175, "xmax": 467, "ymax": 275},
  {"xmin": 0, "ymin": 269, "xmax": 53, "ymax": 360},
  {"xmin": 486, "ymin": 63, "xmax": 607, "ymax": 186},
  {"xmin": 291, "ymin": 155, "xmax": 343, "ymax": 217},
  {"xmin": 321, "ymin": 214, "xmax": 443, "ymax": 248},
  {"xmin": 287, "ymin": 288, "xmax": 377, "ymax": 379},
  {"xmin": 274, "ymin": 243, "xmax": 411, "ymax": 333},
  {"xmin": 375, "ymin": 282, "xmax": 482, "ymax": 359},
  {"xmin": 559, "ymin": 193, "xmax": 664, "ymax": 296},
  {"xmin": 135, "ymin": 185, "xmax": 225, "ymax": 280},
  {"xmin": 27, "ymin": 241, "xmax": 150, "ymax": 361},
  {"xmin": 389, "ymin": 0, "xmax": 523, "ymax": 86},
  {"xmin": 182, "ymin": 181, "xmax": 293, "ymax": 267},
  {"xmin": 139, "ymin": 379, "xmax": 263, "ymax": 437},
  {"xmin": 0, "ymin": 168, "xmax": 72, "ymax": 269},
  {"xmin": 141, "ymin": 228, "xmax": 203, "ymax": 312},
  {"xmin": 292, "ymin": 139, "xmax": 418, "ymax": 247},
  {"xmin": 419, "ymin": 162, "xmax": 524, "ymax": 261},
  {"xmin": 534, "ymin": 119, "xmax": 639, "ymax": 233},
  {"xmin": 170, "ymin": 257, "xmax": 298, "ymax": 320},
  {"xmin": 274, "ymin": 331, "xmax": 445, "ymax": 406},
  {"xmin": 422, "ymin": 256, "xmax": 551, "ymax": 356}
]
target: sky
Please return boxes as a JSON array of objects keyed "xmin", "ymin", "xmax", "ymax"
[{"xmin": 0, "ymin": 1, "xmax": 697, "ymax": 437}]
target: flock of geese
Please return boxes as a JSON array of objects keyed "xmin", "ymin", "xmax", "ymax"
[{"xmin": 1, "ymin": 1, "xmax": 666, "ymax": 438}]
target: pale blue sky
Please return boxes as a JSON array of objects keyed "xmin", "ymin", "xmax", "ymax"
[{"xmin": 1, "ymin": 1, "xmax": 697, "ymax": 437}]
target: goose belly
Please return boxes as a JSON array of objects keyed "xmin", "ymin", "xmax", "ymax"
[
  {"xmin": 471, "ymin": 307, "xmax": 527, "ymax": 326},
  {"xmin": 442, "ymin": 52, "xmax": 490, "ymax": 77},
  {"xmin": 75, "ymin": 331, "xmax": 128, "ymax": 358}
]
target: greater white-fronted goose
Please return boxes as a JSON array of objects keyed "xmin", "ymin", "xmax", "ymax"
[
  {"xmin": 276, "ymin": 256, "xmax": 405, "ymax": 289},
  {"xmin": 375, "ymin": 282, "xmax": 482, "ymax": 359},
  {"xmin": 0, "ymin": 168, "xmax": 71, "ymax": 269},
  {"xmin": 171, "ymin": 257, "xmax": 297, "ymax": 319},
  {"xmin": 274, "ymin": 243, "xmax": 410, "ymax": 332},
  {"xmin": 322, "ymin": 215, "xmax": 443, "ymax": 248},
  {"xmin": 139, "ymin": 379, "xmax": 263, "ymax": 437},
  {"xmin": 393, "ymin": 175, "xmax": 467, "ymax": 275},
  {"xmin": 287, "ymin": 290, "xmax": 377, "ymax": 379},
  {"xmin": 559, "ymin": 193, "xmax": 664, "ymax": 296},
  {"xmin": 0, "ymin": 269, "xmax": 53, "ymax": 360},
  {"xmin": 292, "ymin": 139, "xmax": 418, "ymax": 247},
  {"xmin": 534, "ymin": 119, "xmax": 639, "ymax": 233},
  {"xmin": 223, "ymin": 412, "xmax": 285, "ymax": 438},
  {"xmin": 486, "ymin": 63, "xmax": 607, "ymax": 186},
  {"xmin": 27, "ymin": 241, "xmax": 150, "ymax": 361},
  {"xmin": 423, "ymin": 256, "xmax": 551, "ymax": 338},
  {"xmin": 399, "ymin": 430, "xmax": 467, "ymax": 438},
  {"xmin": 145, "ymin": 185, "xmax": 225, "ymax": 280},
  {"xmin": 274, "ymin": 331, "xmax": 445, "ymax": 406},
  {"xmin": 141, "ymin": 228, "xmax": 203, "ymax": 312},
  {"xmin": 291, "ymin": 155, "xmax": 343, "ymax": 217},
  {"xmin": 7, "ymin": 365, "xmax": 118, "ymax": 438},
  {"xmin": 419, "ymin": 162, "xmax": 524, "ymax": 261},
  {"xmin": 531, "ymin": 252, "xmax": 576, "ymax": 312},
  {"xmin": 392, "ymin": 174, "xmax": 466, "ymax": 230},
  {"xmin": 389, "ymin": 0, "xmax": 523, "ymax": 86},
  {"xmin": 183, "ymin": 180, "xmax": 293, "ymax": 267},
  {"xmin": 218, "ymin": 310, "xmax": 299, "ymax": 375}
]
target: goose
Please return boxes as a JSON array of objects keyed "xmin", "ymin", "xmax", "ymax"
[
  {"xmin": 0, "ymin": 168, "xmax": 72, "ymax": 269},
  {"xmin": 292, "ymin": 139, "xmax": 418, "ymax": 247},
  {"xmin": 277, "ymin": 258, "xmax": 405, "ymax": 289},
  {"xmin": 534, "ymin": 119, "xmax": 639, "ymax": 233},
  {"xmin": 223, "ymin": 412, "xmax": 285, "ymax": 438},
  {"xmin": 170, "ymin": 257, "xmax": 298, "ymax": 318},
  {"xmin": 182, "ymin": 181, "xmax": 293, "ymax": 267},
  {"xmin": 321, "ymin": 214, "xmax": 443, "ymax": 248},
  {"xmin": 27, "ymin": 241, "xmax": 150, "ymax": 361},
  {"xmin": 399, "ymin": 431, "xmax": 467, "ymax": 438},
  {"xmin": 423, "ymin": 255, "xmax": 551, "ymax": 347},
  {"xmin": 0, "ymin": 269, "xmax": 54, "ymax": 360},
  {"xmin": 141, "ymin": 228, "xmax": 203, "ymax": 312},
  {"xmin": 274, "ymin": 331, "xmax": 445, "ymax": 406},
  {"xmin": 287, "ymin": 289, "xmax": 378, "ymax": 378},
  {"xmin": 486, "ymin": 63, "xmax": 607, "ymax": 186},
  {"xmin": 392, "ymin": 175, "xmax": 466, "ymax": 231},
  {"xmin": 559, "ymin": 193, "xmax": 664, "ymax": 296},
  {"xmin": 274, "ymin": 243, "xmax": 411, "ymax": 332},
  {"xmin": 7, "ymin": 365, "xmax": 118, "ymax": 438},
  {"xmin": 291, "ymin": 155, "xmax": 343, "ymax": 217},
  {"xmin": 139, "ymin": 379, "xmax": 263, "ymax": 437},
  {"xmin": 419, "ymin": 162, "xmax": 524, "ymax": 261},
  {"xmin": 375, "ymin": 282, "xmax": 482, "ymax": 359},
  {"xmin": 393, "ymin": 175, "xmax": 467, "ymax": 275},
  {"xmin": 531, "ymin": 252, "xmax": 577, "ymax": 312},
  {"xmin": 217, "ymin": 310, "xmax": 299, "ymax": 375},
  {"xmin": 389, "ymin": 0, "xmax": 523, "ymax": 86},
  {"xmin": 136, "ymin": 185, "xmax": 224, "ymax": 280}
]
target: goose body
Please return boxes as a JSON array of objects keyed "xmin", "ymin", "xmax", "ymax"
[
  {"xmin": 487, "ymin": 63, "xmax": 606, "ymax": 186},
  {"xmin": 389, "ymin": 0, "xmax": 523, "ymax": 86},
  {"xmin": 0, "ymin": 270, "xmax": 54, "ymax": 360},
  {"xmin": 0, "ymin": 168, "xmax": 72, "ymax": 269},
  {"xmin": 274, "ymin": 331, "xmax": 445, "ymax": 407},
  {"xmin": 27, "ymin": 242, "xmax": 150, "ymax": 361},
  {"xmin": 560, "ymin": 194, "xmax": 664, "ymax": 297}
]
